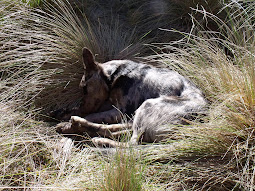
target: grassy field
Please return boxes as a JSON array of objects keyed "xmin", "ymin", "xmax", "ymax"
[{"xmin": 1, "ymin": 0, "xmax": 255, "ymax": 190}]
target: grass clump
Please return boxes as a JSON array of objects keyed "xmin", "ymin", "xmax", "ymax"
[
  {"xmin": 0, "ymin": 108, "xmax": 56, "ymax": 188},
  {"xmin": 0, "ymin": 2, "xmax": 60, "ymax": 188},
  {"xmin": 145, "ymin": 1, "xmax": 255, "ymax": 189},
  {"xmin": 0, "ymin": 0, "xmax": 147, "ymax": 189},
  {"xmin": 3, "ymin": 0, "xmax": 255, "ymax": 190},
  {"xmin": 32, "ymin": 0, "xmax": 148, "ymax": 115},
  {"xmin": 101, "ymin": 148, "xmax": 143, "ymax": 191},
  {"xmin": 84, "ymin": 0, "xmax": 226, "ymax": 44},
  {"xmin": 0, "ymin": 0, "xmax": 101, "ymax": 189}
]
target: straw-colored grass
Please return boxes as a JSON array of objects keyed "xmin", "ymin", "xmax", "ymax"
[
  {"xmin": 101, "ymin": 148, "xmax": 143, "ymax": 191},
  {"xmin": 2, "ymin": 0, "xmax": 255, "ymax": 190},
  {"xmin": 0, "ymin": 0, "xmax": 145, "ymax": 189},
  {"xmin": 33, "ymin": 0, "xmax": 147, "ymax": 115},
  {"xmin": 146, "ymin": 1, "xmax": 255, "ymax": 189},
  {"xmin": 0, "ymin": 1, "xmax": 100, "ymax": 189}
]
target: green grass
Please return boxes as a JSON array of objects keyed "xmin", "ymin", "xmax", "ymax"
[
  {"xmin": 101, "ymin": 148, "xmax": 144, "ymax": 191},
  {"xmin": 22, "ymin": 0, "xmax": 42, "ymax": 7}
]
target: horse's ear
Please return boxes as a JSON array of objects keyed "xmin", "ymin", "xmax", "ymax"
[{"xmin": 82, "ymin": 47, "xmax": 97, "ymax": 71}]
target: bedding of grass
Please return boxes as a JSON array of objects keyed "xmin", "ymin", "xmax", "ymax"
[{"xmin": 1, "ymin": 0, "xmax": 255, "ymax": 190}]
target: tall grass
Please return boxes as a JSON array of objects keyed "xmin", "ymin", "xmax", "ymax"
[
  {"xmin": 101, "ymin": 148, "xmax": 143, "ymax": 191},
  {"xmin": 2, "ymin": 0, "xmax": 255, "ymax": 190},
  {"xmin": 0, "ymin": 1, "xmax": 56, "ymax": 107},
  {"xmin": 0, "ymin": 0, "xmax": 99, "ymax": 189},
  {"xmin": 84, "ymin": 0, "xmax": 226, "ymax": 43},
  {"xmin": 0, "ymin": 1, "xmax": 63, "ymax": 188},
  {"xmin": 147, "ymin": 1, "xmax": 255, "ymax": 189},
  {"xmin": 1, "ymin": 0, "xmax": 148, "ymax": 116},
  {"xmin": 33, "ymin": 0, "xmax": 147, "ymax": 115},
  {"xmin": 0, "ymin": 0, "xmax": 145, "ymax": 190}
]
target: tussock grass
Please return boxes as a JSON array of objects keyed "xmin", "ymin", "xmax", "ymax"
[
  {"xmin": 145, "ymin": 1, "xmax": 255, "ymax": 189},
  {"xmin": 0, "ymin": 0, "xmax": 146, "ymax": 190},
  {"xmin": 0, "ymin": 1, "xmax": 101, "ymax": 189},
  {"xmin": 0, "ymin": 0, "xmax": 63, "ymax": 113},
  {"xmin": 101, "ymin": 148, "xmax": 143, "ymax": 191},
  {"xmin": 2, "ymin": 0, "xmax": 255, "ymax": 190},
  {"xmin": 34, "ymin": 0, "xmax": 147, "ymax": 115},
  {"xmin": 84, "ymin": 0, "xmax": 226, "ymax": 44},
  {"xmin": 2, "ymin": 0, "xmax": 148, "ymax": 116}
]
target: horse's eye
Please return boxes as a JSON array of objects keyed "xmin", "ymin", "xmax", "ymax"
[{"xmin": 83, "ymin": 86, "xmax": 88, "ymax": 95}]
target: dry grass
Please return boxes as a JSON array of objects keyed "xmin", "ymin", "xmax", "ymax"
[
  {"xmin": 84, "ymin": 0, "xmax": 226, "ymax": 44},
  {"xmin": 0, "ymin": 0, "xmax": 145, "ymax": 190},
  {"xmin": 2, "ymin": 0, "xmax": 255, "ymax": 190},
  {"xmin": 0, "ymin": 1, "xmax": 101, "ymax": 189},
  {"xmin": 101, "ymin": 148, "xmax": 143, "ymax": 191},
  {"xmin": 33, "ymin": 0, "xmax": 147, "ymax": 115},
  {"xmin": 146, "ymin": 1, "xmax": 255, "ymax": 189}
]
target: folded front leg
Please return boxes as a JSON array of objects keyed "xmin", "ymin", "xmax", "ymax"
[
  {"xmin": 56, "ymin": 116, "xmax": 131, "ymax": 138},
  {"xmin": 71, "ymin": 116, "xmax": 131, "ymax": 137}
]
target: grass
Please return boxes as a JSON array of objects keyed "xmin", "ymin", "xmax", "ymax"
[
  {"xmin": 147, "ymin": 1, "xmax": 255, "ymax": 189},
  {"xmin": 33, "ymin": 0, "xmax": 147, "ymax": 115},
  {"xmin": 83, "ymin": 0, "xmax": 226, "ymax": 44},
  {"xmin": 1, "ymin": 0, "xmax": 255, "ymax": 190},
  {"xmin": 0, "ymin": 0, "xmax": 145, "ymax": 189},
  {"xmin": 22, "ymin": 0, "xmax": 42, "ymax": 7},
  {"xmin": 101, "ymin": 148, "xmax": 143, "ymax": 191},
  {"xmin": 0, "ymin": 0, "xmax": 95, "ymax": 189}
]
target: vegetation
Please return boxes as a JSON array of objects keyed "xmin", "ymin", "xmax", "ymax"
[
  {"xmin": 1, "ymin": 0, "xmax": 255, "ymax": 190},
  {"xmin": 101, "ymin": 148, "xmax": 143, "ymax": 191}
]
